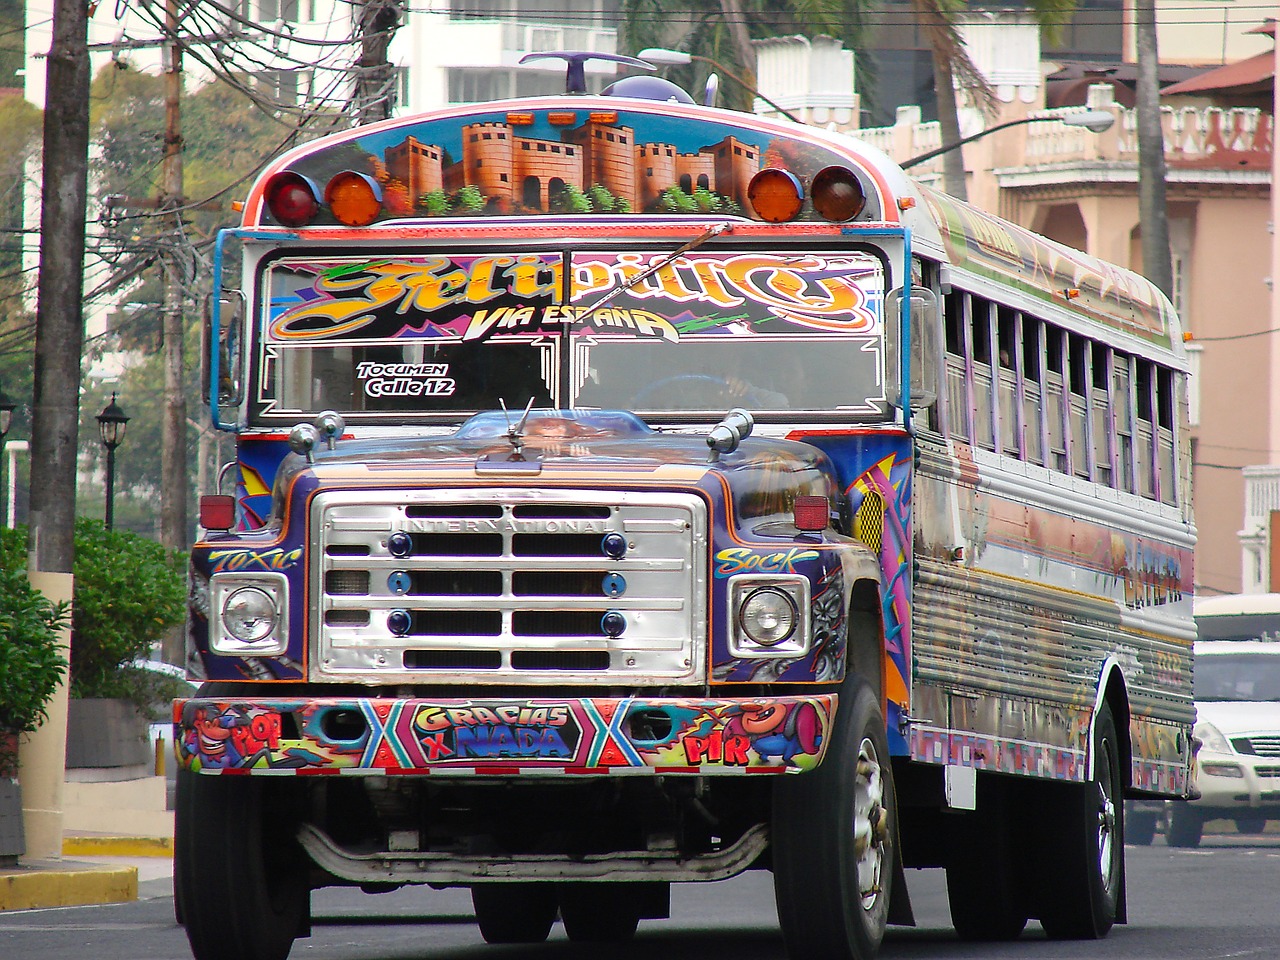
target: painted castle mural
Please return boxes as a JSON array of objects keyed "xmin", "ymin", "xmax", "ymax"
[{"xmin": 369, "ymin": 116, "xmax": 762, "ymax": 216}]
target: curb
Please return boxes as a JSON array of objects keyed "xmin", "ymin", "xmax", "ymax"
[
  {"xmin": 0, "ymin": 861, "xmax": 138, "ymax": 911},
  {"xmin": 62, "ymin": 835, "xmax": 173, "ymax": 858}
]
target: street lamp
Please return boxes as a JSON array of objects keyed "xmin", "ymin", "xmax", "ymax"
[
  {"xmin": 901, "ymin": 110, "xmax": 1115, "ymax": 169},
  {"xmin": 96, "ymin": 393, "xmax": 130, "ymax": 531},
  {"xmin": 638, "ymin": 47, "xmax": 804, "ymax": 124},
  {"xmin": 0, "ymin": 386, "xmax": 14, "ymax": 528}
]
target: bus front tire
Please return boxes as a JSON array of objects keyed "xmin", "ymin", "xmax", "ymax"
[
  {"xmin": 175, "ymin": 770, "xmax": 310, "ymax": 960},
  {"xmin": 773, "ymin": 677, "xmax": 895, "ymax": 960}
]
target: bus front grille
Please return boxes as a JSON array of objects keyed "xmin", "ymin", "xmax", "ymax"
[{"xmin": 311, "ymin": 489, "xmax": 707, "ymax": 685}]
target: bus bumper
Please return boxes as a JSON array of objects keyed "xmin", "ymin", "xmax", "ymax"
[{"xmin": 173, "ymin": 694, "xmax": 836, "ymax": 775}]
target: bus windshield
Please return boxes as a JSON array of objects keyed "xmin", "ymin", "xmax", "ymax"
[{"xmin": 256, "ymin": 248, "xmax": 888, "ymax": 420}]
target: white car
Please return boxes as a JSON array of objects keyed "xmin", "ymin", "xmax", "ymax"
[{"xmin": 1168, "ymin": 595, "xmax": 1280, "ymax": 847}]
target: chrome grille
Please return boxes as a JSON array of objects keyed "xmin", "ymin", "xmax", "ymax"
[
  {"xmin": 311, "ymin": 489, "xmax": 707, "ymax": 684},
  {"xmin": 1233, "ymin": 735, "xmax": 1280, "ymax": 757}
]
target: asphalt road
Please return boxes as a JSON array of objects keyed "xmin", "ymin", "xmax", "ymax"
[{"xmin": 3, "ymin": 834, "xmax": 1280, "ymax": 960}]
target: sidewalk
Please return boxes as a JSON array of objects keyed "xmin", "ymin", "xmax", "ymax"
[{"xmin": 0, "ymin": 834, "xmax": 173, "ymax": 911}]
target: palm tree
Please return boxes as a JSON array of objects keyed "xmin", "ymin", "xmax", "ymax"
[{"xmin": 621, "ymin": 0, "xmax": 872, "ymax": 113}]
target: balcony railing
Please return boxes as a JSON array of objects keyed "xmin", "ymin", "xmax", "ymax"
[{"xmin": 859, "ymin": 84, "xmax": 1273, "ymax": 175}]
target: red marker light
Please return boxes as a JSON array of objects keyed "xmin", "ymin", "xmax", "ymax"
[
  {"xmin": 200, "ymin": 494, "xmax": 236, "ymax": 531},
  {"xmin": 811, "ymin": 166, "xmax": 867, "ymax": 222},
  {"xmin": 264, "ymin": 171, "xmax": 321, "ymax": 227},
  {"xmin": 793, "ymin": 496, "xmax": 829, "ymax": 531}
]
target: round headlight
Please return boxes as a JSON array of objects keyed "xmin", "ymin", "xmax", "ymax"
[
  {"xmin": 739, "ymin": 587, "xmax": 798, "ymax": 646},
  {"xmin": 222, "ymin": 587, "xmax": 278, "ymax": 642}
]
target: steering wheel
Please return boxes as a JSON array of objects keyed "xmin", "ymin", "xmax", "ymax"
[{"xmin": 633, "ymin": 374, "xmax": 735, "ymax": 409}]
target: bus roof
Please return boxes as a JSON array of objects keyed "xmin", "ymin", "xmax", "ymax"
[{"xmin": 239, "ymin": 92, "xmax": 1180, "ymax": 353}]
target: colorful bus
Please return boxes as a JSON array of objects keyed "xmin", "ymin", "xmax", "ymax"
[{"xmin": 174, "ymin": 54, "xmax": 1195, "ymax": 960}]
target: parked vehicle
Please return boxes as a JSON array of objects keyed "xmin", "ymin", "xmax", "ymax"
[{"xmin": 1167, "ymin": 594, "xmax": 1280, "ymax": 847}]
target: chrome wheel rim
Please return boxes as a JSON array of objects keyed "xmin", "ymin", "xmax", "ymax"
[{"xmin": 852, "ymin": 735, "xmax": 888, "ymax": 911}]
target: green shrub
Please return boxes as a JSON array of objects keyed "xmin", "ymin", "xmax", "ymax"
[
  {"xmin": 68, "ymin": 518, "xmax": 186, "ymax": 711},
  {"xmin": 0, "ymin": 529, "xmax": 69, "ymax": 774}
]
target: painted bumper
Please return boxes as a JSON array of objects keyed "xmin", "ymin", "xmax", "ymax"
[{"xmin": 174, "ymin": 694, "xmax": 836, "ymax": 776}]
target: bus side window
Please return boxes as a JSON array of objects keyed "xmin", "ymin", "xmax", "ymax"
[
  {"xmin": 1113, "ymin": 353, "xmax": 1135, "ymax": 493},
  {"xmin": 1022, "ymin": 318, "xmax": 1045, "ymax": 466},
  {"xmin": 1157, "ymin": 367, "xmax": 1177, "ymax": 505},
  {"xmin": 997, "ymin": 306, "xmax": 1019, "ymax": 458},
  {"xmin": 943, "ymin": 291, "xmax": 970, "ymax": 442},
  {"xmin": 1068, "ymin": 334, "xmax": 1090, "ymax": 480},
  {"xmin": 1135, "ymin": 360, "xmax": 1156, "ymax": 499},
  {"xmin": 1045, "ymin": 326, "xmax": 1068, "ymax": 474},
  {"xmin": 1091, "ymin": 343, "xmax": 1113, "ymax": 487},
  {"xmin": 971, "ymin": 298, "xmax": 995, "ymax": 452}
]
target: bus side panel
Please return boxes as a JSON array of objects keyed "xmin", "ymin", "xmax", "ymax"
[
  {"xmin": 910, "ymin": 435, "xmax": 1194, "ymax": 791},
  {"xmin": 233, "ymin": 436, "xmax": 292, "ymax": 530},
  {"xmin": 791, "ymin": 429, "xmax": 914, "ymax": 756}
]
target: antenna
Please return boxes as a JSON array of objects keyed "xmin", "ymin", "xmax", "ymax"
[{"xmin": 519, "ymin": 51, "xmax": 653, "ymax": 94}]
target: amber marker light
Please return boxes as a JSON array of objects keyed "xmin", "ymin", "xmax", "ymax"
[
  {"xmin": 588, "ymin": 111, "xmax": 618, "ymax": 124},
  {"xmin": 811, "ymin": 166, "xmax": 867, "ymax": 222},
  {"xmin": 747, "ymin": 168, "xmax": 804, "ymax": 223},
  {"xmin": 325, "ymin": 170, "xmax": 383, "ymax": 226},
  {"xmin": 548, "ymin": 112, "xmax": 577, "ymax": 125},
  {"xmin": 264, "ymin": 171, "xmax": 322, "ymax": 227},
  {"xmin": 506, "ymin": 112, "xmax": 535, "ymax": 125}
]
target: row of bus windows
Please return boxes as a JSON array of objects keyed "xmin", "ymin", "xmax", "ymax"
[{"xmin": 942, "ymin": 290, "xmax": 1179, "ymax": 506}]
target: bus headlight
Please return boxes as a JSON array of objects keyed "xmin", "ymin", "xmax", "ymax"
[
  {"xmin": 729, "ymin": 576, "xmax": 810, "ymax": 657},
  {"xmin": 210, "ymin": 573, "xmax": 289, "ymax": 655},
  {"xmin": 741, "ymin": 588, "xmax": 797, "ymax": 645}
]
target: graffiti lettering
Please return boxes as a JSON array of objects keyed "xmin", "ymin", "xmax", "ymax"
[
  {"xmin": 573, "ymin": 254, "xmax": 880, "ymax": 332},
  {"xmin": 454, "ymin": 724, "xmax": 573, "ymax": 759},
  {"xmin": 270, "ymin": 255, "xmax": 561, "ymax": 341},
  {"xmin": 682, "ymin": 730, "xmax": 751, "ymax": 765},
  {"xmin": 364, "ymin": 377, "xmax": 456, "ymax": 398},
  {"xmin": 208, "ymin": 546, "xmax": 302, "ymax": 574},
  {"xmin": 714, "ymin": 547, "xmax": 819, "ymax": 577},
  {"xmin": 462, "ymin": 304, "xmax": 679, "ymax": 342},
  {"xmin": 230, "ymin": 712, "xmax": 282, "ymax": 756},
  {"xmin": 414, "ymin": 703, "xmax": 571, "ymax": 733}
]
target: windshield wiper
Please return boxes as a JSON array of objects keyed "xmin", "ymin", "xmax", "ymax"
[{"xmin": 572, "ymin": 222, "xmax": 732, "ymax": 327}]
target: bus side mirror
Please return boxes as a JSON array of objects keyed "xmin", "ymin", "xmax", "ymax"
[
  {"xmin": 206, "ymin": 290, "xmax": 246, "ymax": 409},
  {"xmin": 885, "ymin": 285, "xmax": 939, "ymax": 411}
]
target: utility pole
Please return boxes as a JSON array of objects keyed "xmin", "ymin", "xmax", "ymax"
[
  {"xmin": 24, "ymin": 0, "xmax": 90, "ymax": 859},
  {"xmin": 355, "ymin": 0, "xmax": 404, "ymax": 125},
  {"xmin": 159, "ymin": 0, "xmax": 187, "ymax": 662},
  {"xmin": 1135, "ymin": 0, "xmax": 1173, "ymax": 298}
]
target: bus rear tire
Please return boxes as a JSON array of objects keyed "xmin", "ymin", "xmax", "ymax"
[
  {"xmin": 945, "ymin": 778, "xmax": 1028, "ymax": 941},
  {"xmin": 471, "ymin": 884, "xmax": 557, "ymax": 943},
  {"xmin": 1235, "ymin": 816, "xmax": 1266, "ymax": 835},
  {"xmin": 558, "ymin": 884, "xmax": 642, "ymax": 942},
  {"xmin": 175, "ymin": 770, "xmax": 310, "ymax": 960},
  {"xmin": 1166, "ymin": 804, "xmax": 1204, "ymax": 847},
  {"xmin": 773, "ymin": 676, "xmax": 895, "ymax": 960},
  {"xmin": 1037, "ymin": 702, "xmax": 1123, "ymax": 940}
]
